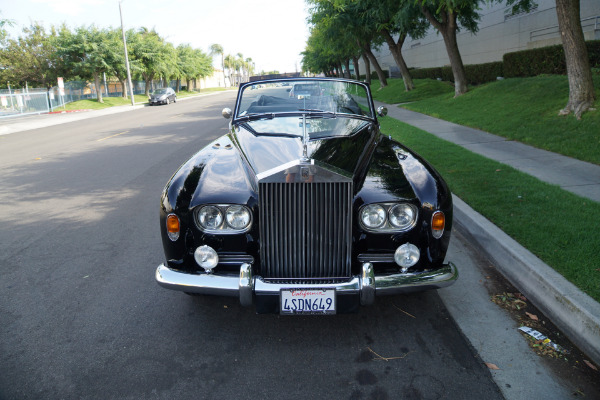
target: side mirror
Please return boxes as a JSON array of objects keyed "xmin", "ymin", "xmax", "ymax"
[
  {"xmin": 222, "ymin": 108, "xmax": 232, "ymax": 119},
  {"xmin": 377, "ymin": 106, "xmax": 388, "ymax": 117}
]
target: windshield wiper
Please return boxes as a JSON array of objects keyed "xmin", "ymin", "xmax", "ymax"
[
  {"xmin": 238, "ymin": 112, "xmax": 275, "ymax": 121},
  {"xmin": 298, "ymin": 109, "xmax": 337, "ymax": 118}
]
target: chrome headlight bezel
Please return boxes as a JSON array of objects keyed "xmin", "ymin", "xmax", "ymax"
[
  {"xmin": 195, "ymin": 204, "xmax": 252, "ymax": 234},
  {"xmin": 359, "ymin": 203, "xmax": 418, "ymax": 232}
]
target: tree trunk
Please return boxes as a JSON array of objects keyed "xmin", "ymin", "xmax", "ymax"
[
  {"xmin": 119, "ymin": 79, "xmax": 127, "ymax": 99},
  {"xmin": 382, "ymin": 29, "xmax": 414, "ymax": 91},
  {"xmin": 344, "ymin": 59, "xmax": 351, "ymax": 79},
  {"xmin": 93, "ymin": 72, "xmax": 103, "ymax": 103},
  {"xmin": 556, "ymin": 0, "xmax": 595, "ymax": 119},
  {"xmin": 362, "ymin": 52, "xmax": 371, "ymax": 85},
  {"xmin": 421, "ymin": 8, "xmax": 468, "ymax": 97},
  {"xmin": 144, "ymin": 74, "xmax": 153, "ymax": 97},
  {"xmin": 353, "ymin": 56, "xmax": 360, "ymax": 80},
  {"xmin": 362, "ymin": 44, "xmax": 387, "ymax": 88},
  {"xmin": 176, "ymin": 78, "xmax": 181, "ymax": 93}
]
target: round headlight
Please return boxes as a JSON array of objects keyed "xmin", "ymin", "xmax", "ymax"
[
  {"xmin": 198, "ymin": 206, "xmax": 223, "ymax": 230},
  {"xmin": 194, "ymin": 245, "xmax": 219, "ymax": 272},
  {"xmin": 361, "ymin": 204, "xmax": 386, "ymax": 228},
  {"xmin": 226, "ymin": 205, "xmax": 251, "ymax": 230},
  {"xmin": 389, "ymin": 204, "xmax": 417, "ymax": 230},
  {"xmin": 394, "ymin": 243, "xmax": 420, "ymax": 270}
]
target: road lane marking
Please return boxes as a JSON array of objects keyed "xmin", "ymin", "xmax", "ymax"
[{"xmin": 97, "ymin": 130, "xmax": 129, "ymax": 141}]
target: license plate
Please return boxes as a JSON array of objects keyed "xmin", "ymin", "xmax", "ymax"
[{"xmin": 280, "ymin": 288, "xmax": 336, "ymax": 315}]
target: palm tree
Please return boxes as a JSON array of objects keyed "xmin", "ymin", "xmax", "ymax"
[
  {"xmin": 224, "ymin": 54, "xmax": 235, "ymax": 86},
  {"xmin": 209, "ymin": 43, "xmax": 224, "ymax": 87},
  {"xmin": 245, "ymin": 57, "xmax": 253, "ymax": 81}
]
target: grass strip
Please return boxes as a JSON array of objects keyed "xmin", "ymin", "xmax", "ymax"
[
  {"xmin": 372, "ymin": 75, "xmax": 600, "ymax": 165},
  {"xmin": 371, "ymin": 78, "xmax": 454, "ymax": 103},
  {"xmin": 380, "ymin": 117, "xmax": 600, "ymax": 302}
]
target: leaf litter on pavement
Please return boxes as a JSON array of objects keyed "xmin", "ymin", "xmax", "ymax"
[{"xmin": 479, "ymin": 263, "xmax": 600, "ymax": 396}]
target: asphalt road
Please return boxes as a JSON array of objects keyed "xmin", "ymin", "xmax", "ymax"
[{"xmin": 1, "ymin": 93, "xmax": 506, "ymax": 399}]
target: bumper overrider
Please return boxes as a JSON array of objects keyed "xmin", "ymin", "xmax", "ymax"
[{"xmin": 155, "ymin": 262, "xmax": 458, "ymax": 310}]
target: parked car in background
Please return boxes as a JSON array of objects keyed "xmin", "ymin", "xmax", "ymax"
[
  {"xmin": 288, "ymin": 82, "xmax": 323, "ymax": 99},
  {"xmin": 155, "ymin": 77, "xmax": 457, "ymax": 314},
  {"xmin": 149, "ymin": 87, "xmax": 176, "ymax": 105}
]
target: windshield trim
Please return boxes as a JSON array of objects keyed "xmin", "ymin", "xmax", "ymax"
[{"xmin": 232, "ymin": 77, "xmax": 377, "ymax": 124}]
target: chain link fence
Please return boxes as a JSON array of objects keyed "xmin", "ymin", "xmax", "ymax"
[
  {"xmin": 0, "ymin": 88, "xmax": 52, "ymax": 119},
  {"xmin": 1, "ymin": 79, "xmax": 181, "ymax": 119}
]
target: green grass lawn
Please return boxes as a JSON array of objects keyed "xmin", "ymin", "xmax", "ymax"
[
  {"xmin": 372, "ymin": 75, "xmax": 600, "ymax": 165},
  {"xmin": 371, "ymin": 78, "xmax": 454, "ymax": 103},
  {"xmin": 380, "ymin": 117, "xmax": 600, "ymax": 302}
]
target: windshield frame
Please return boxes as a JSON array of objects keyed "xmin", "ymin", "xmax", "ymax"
[{"xmin": 232, "ymin": 77, "xmax": 377, "ymax": 124}]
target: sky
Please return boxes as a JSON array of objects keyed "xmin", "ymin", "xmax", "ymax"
[{"xmin": 1, "ymin": 0, "xmax": 311, "ymax": 74}]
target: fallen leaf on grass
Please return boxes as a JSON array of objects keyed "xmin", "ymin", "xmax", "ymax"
[
  {"xmin": 525, "ymin": 312, "xmax": 539, "ymax": 321},
  {"xmin": 485, "ymin": 363, "xmax": 500, "ymax": 370},
  {"xmin": 584, "ymin": 360, "xmax": 598, "ymax": 371}
]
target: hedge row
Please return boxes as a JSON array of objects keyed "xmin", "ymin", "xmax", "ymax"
[
  {"xmin": 405, "ymin": 40, "xmax": 600, "ymax": 85},
  {"xmin": 503, "ymin": 40, "xmax": 600, "ymax": 77}
]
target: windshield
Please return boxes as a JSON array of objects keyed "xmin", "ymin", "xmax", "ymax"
[
  {"xmin": 153, "ymin": 89, "xmax": 168, "ymax": 95},
  {"xmin": 235, "ymin": 79, "xmax": 373, "ymax": 119}
]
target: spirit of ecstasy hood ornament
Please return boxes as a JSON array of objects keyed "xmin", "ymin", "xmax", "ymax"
[{"xmin": 301, "ymin": 113, "xmax": 310, "ymax": 163}]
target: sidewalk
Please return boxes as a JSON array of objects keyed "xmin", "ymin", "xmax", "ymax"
[{"xmin": 376, "ymin": 100, "xmax": 600, "ymax": 366}]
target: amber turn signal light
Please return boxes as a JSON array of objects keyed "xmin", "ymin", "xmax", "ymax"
[
  {"xmin": 431, "ymin": 211, "xmax": 445, "ymax": 239},
  {"xmin": 166, "ymin": 214, "xmax": 180, "ymax": 241}
]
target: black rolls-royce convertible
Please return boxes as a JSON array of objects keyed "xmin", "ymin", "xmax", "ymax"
[{"xmin": 155, "ymin": 77, "xmax": 457, "ymax": 314}]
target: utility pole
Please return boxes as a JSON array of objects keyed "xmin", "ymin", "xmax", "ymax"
[{"xmin": 119, "ymin": 0, "xmax": 135, "ymax": 106}]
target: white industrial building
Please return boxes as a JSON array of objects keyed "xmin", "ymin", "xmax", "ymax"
[{"xmin": 363, "ymin": 0, "xmax": 600, "ymax": 75}]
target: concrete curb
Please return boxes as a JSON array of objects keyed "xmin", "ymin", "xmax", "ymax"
[{"xmin": 453, "ymin": 194, "xmax": 600, "ymax": 366}]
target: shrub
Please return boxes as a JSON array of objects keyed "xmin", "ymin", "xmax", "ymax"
[
  {"xmin": 409, "ymin": 62, "xmax": 502, "ymax": 85},
  {"xmin": 503, "ymin": 40, "xmax": 600, "ymax": 78},
  {"xmin": 465, "ymin": 62, "xmax": 504, "ymax": 84}
]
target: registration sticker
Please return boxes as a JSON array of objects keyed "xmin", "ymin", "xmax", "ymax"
[{"xmin": 280, "ymin": 288, "xmax": 336, "ymax": 315}]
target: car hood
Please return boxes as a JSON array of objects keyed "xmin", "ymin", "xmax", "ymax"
[
  {"xmin": 164, "ymin": 115, "xmax": 441, "ymax": 211},
  {"xmin": 234, "ymin": 116, "xmax": 375, "ymax": 177}
]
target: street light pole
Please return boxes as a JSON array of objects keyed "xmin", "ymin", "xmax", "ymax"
[{"xmin": 119, "ymin": 0, "xmax": 135, "ymax": 106}]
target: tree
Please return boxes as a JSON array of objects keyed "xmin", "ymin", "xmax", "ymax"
[
  {"xmin": 224, "ymin": 54, "xmax": 235, "ymax": 86},
  {"xmin": 555, "ymin": 0, "xmax": 595, "ymax": 119},
  {"xmin": 364, "ymin": 0, "xmax": 429, "ymax": 91},
  {"xmin": 306, "ymin": 0, "xmax": 388, "ymax": 86},
  {"xmin": 209, "ymin": 44, "xmax": 225, "ymax": 86},
  {"xmin": 129, "ymin": 28, "xmax": 172, "ymax": 96},
  {"xmin": 55, "ymin": 25, "xmax": 112, "ymax": 103},
  {"xmin": 105, "ymin": 28, "xmax": 139, "ymax": 98},
  {"xmin": 418, "ymin": 0, "xmax": 480, "ymax": 97},
  {"xmin": 177, "ymin": 44, "xmax": 196, "ymax": 91},
  {"xmin": 0, "ymin": 22, "xmax": 58, "ymax": 88},
  {"xmin": 0, "ymin": 11, "xmax": 15, "ymax": 45}
]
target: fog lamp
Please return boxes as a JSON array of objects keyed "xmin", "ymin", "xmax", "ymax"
[
  {"xmin": 194, "ymin": 245, "xmax": 219, "ymax": 273},
  {"xmin": 394, "ymin": 243, "xmax": 420, "ymax": 272}
]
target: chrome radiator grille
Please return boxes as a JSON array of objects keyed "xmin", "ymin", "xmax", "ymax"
[{"xmin": 259, "ymin": 182, "xmax": 353, "ymax": 279}]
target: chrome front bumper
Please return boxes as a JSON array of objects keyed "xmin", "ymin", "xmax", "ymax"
[{"xmin": 155, "ymin": 262, "xmax": 458, "ymax": 307}]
